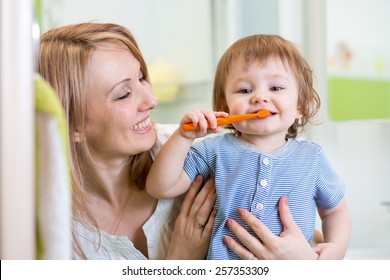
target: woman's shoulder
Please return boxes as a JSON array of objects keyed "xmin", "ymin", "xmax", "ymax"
[
  {"xmin": 150, "ymin": 123, "xmax": 178, "ymax": 160},
  {"xmin": 155, "ymin": 123, "xmax": 178, "ymax": 139}
]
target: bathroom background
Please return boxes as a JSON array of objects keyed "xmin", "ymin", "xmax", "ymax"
[{"xmin": 1, "ymin": 0, "xmax": 389, "ymax": 259}]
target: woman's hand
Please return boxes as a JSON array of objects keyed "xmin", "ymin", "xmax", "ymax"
[
  {"xmin": 166, "ymin": 175, "xmax": 216, "ymax": 259},
  {"xmin": 223, "ymin": 195, "xmax": 319, "ymax": 260}
]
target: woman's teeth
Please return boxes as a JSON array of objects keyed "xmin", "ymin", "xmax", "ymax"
[{"xmin": 131, "ymin": 118, "xmax": 151, "ymax": 131}]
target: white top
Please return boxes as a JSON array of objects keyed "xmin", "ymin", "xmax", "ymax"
[{"xmin": 72, "ymin": 123, "xmax": 183, "ymax": 260}]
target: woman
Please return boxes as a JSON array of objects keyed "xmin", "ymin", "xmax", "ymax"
[{"xmin": 38, "ymin": 22, "xmax": 321, "ymax": 260}]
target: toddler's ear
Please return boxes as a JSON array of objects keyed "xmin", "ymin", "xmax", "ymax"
[{"xmin": 296, "ymin": 106, "xmax": 303, "ymax": 118}]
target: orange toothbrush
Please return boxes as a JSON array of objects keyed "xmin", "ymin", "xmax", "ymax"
[{"xmin": 182, "ymin": 110, "xmax": 271, "ymax": 131}]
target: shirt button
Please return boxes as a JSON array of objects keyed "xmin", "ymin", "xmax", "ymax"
[
  {"xmin": 256, "ymin": 203, "xmax": 264, "ymax": 211},
  {"xmin": 260, "ymin": 179, "xmax": 268, "ymax": 187},
  {"xmin": 262, "ymin": 158, "xmax": 270, "ymax": 165}
]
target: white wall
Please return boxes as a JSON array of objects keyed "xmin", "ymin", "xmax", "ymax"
[
  {"xmin": 327, "ymin": 0, "xmax": 390, "ymax": 75},
  {"xmin": 324, "ymin": 0, "xmax": 390, "ymax": 252},
  {"xmin": 41, "ymin": 0, "xmax": 214, "ymax": 84}
]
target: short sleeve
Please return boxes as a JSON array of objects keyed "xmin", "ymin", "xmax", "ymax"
[
  {"xmin": 183, "ymin": 141, "xmax": 214, "ymax": 182},
  {"xmin": 315, "ymin": 147, "xmax": 346, "ymax": 209}
]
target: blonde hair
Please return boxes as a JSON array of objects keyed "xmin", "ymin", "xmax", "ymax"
[
  {"xmin": 213, "ymin": 34, "xmax": 320, "ymax": 138},
  {"xmin": 38, "ymin": 23, "xmax": 153, "ymax": 258}
]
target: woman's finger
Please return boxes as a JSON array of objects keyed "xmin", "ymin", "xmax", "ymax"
[
  {"xmin": 223, "ymin": 235, "xmax": 257, "ymax": 260},
  {"xmin": 202, "ymin": 209, "xmax": 217, "ymax": 236},
  {"xmin": 192, "ymin": 178, "xmax": 216, "ymax": 226},
  {"xmin": 188, "ymin": 178, "xmax": 214, "ymax": 216},
  {"xmin": 226, "ymin": 218, "xmax": 267, "ymax": 259},
  {"xmin": 236, "ymin": 208, "xmax": 275, "ymax": 246},
  {"xmin": 277, "ymin": 196, "xmax": 298, "ymax": 233},
  {"xmin": 180, "ymin": 174, "xmax": 203, "ymax": 217}
]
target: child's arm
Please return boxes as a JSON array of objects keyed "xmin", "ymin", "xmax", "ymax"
[
  {"xmin": 146, "ymin": 128, "xmax": 194, "ymax": 198},
  {"xmin": 315, "ymin": 199, "xmax": 351, "ymax": 259},
  {"xmin": 146, "ymin": 110, "xmax": 228, "ymax": 199}
]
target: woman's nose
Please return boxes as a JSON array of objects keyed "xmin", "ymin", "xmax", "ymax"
[{"xmin": 138, "ymin": 87, "xmax": 158, "ymax": 111}]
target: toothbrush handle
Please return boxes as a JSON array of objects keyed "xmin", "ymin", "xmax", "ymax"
[
  {"xmin": 182, "ymin": 110, "xmax": 269, "ymax": 131},
  {"xmin": 182, "ymin": 119, "xmax": 228, "ymax": 131}
]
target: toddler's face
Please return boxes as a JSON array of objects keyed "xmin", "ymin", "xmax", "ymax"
[{"xmin": 224, "ymin": 57, "xmax": 302, "ymax": 146}]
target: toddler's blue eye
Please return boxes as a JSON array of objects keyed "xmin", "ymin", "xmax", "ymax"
[
  {"xmin": 239, "ymin": 88, "xmax": 252, "ymax": 94},
  {"xmin": 271, "ymin": 86, "xmax": 283, "ymax": 91}
]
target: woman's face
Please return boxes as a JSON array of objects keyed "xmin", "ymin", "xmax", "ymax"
[{"xmin": 83, "ymin": 42, "xmax": 158, "ymax": 160}]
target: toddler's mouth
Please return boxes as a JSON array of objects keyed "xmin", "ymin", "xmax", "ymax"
[{"xmin": 252, "ymin": 110, "xmax": 277, "ymax": 117}]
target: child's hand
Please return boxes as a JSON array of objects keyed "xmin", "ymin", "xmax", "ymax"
[
  {"xmin": 179, "ymin": 109, "xmax": 229, "ymax": 139},
  {"xmin": 313, "ymin": 242, "xmax": 345, "ymax": 260}
]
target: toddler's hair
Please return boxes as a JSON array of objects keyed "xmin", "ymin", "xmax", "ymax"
[{"xmin": 213, "ymin": 34, "xmax": 320, "ymax": 138}]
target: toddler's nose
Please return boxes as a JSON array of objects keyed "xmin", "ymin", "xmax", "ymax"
[{"xmin": 251, "ymin": 92, "xmax": 270, "ymax": 104}]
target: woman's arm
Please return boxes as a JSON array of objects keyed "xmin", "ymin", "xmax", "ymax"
[
  {"xmin": 224, "ymin": 195, "xmax": 319, "ymax": 260},
  {"xmin": 166, "ymin": 175, "xmax": 217, "ymax": 260}
]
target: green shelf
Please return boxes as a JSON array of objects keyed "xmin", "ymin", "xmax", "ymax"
[{"xmin": 328, "ymin": 75, "xmax": 390, "ymax": 121}]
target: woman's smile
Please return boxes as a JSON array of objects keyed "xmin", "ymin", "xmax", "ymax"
[{"xmin": 130, "ymin": 117, "xmax": 153, "ymax": 132}]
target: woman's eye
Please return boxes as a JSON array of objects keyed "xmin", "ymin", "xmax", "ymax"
[{"xmin": 117, "ymin": 91, "xmax": 131, "ymax": 100}]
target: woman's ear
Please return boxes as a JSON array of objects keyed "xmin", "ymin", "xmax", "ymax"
[{"xmin": 72, "ymin": 131, "xmax": 82, "ymax": 143}]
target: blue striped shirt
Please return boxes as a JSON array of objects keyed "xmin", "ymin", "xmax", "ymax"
[{"xmin": 183, "ymin": 133, "xmax": 345, "ymax": 260}]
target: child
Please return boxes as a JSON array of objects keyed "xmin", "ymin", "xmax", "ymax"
[{"xmin": 146, "ymin": 34, "xmax": 351, "ymax": 260}]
